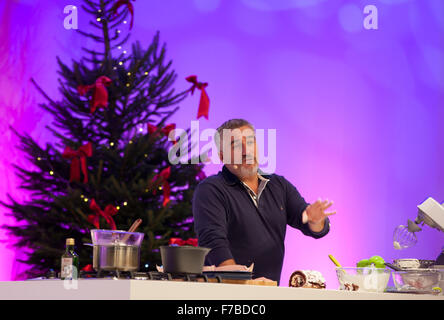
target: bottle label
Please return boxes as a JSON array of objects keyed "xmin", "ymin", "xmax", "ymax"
[{"xmin": 61, "ymin": 257, "xmax": 73, "ymax": 279}]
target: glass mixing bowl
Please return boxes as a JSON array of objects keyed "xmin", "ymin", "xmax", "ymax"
[{"xmin": 392, "ymin": 269, "xmax": 441, "ymax": 292}]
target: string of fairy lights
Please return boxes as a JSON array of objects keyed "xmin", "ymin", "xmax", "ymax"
[
  {"xmin": 34, "ymin": 5, "xmax": 165, "ymax": 217},
  {"xmin": 36, "ymin": 149, "xmax": 164, "ymax": 214}
]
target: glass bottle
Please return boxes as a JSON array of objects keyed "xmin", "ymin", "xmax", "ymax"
[{"xmin": 61, "ymin": 238, "xmax": 79, "ymax": 280}]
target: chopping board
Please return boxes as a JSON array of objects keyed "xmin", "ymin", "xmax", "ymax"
[
  {"xmin": 171, "ymin": 277, "xmax": 277, "ymax": 286},
  {"xmin": 219, "ymin": 279, "xmax": 277, "ymax": 286}
]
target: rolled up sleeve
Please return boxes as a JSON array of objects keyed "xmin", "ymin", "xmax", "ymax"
[{"xmin": 192, "ymin": 181, "xmax": 233, "ymax": 265}]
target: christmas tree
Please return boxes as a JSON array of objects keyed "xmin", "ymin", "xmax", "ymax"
[{"xmin": 1, "ymin": 0, "xmax": 209, "ymax": 279}]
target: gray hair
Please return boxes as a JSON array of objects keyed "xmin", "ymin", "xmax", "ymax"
[{"xmin": 214, "ymin": 119, "xmax": 255, "ymax": 151}]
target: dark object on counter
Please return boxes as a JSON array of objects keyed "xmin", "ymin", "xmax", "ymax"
[
  {"xmin": 436, "ymin": 246, "xmax": 444, "ymax": 265},
  {"xmin": 418, "ymin": 259, "xmax": 436, "ymax": 268},
  {"xmin": 46, "ymin": 269, "xmax": 57, "ymax": 279},
  {"xmin": 203, "ymin": 271, "xmax": 252, "ymax": 280},
  {"xmin": 160, "ymin": 245, "xmax": 210, "ymax": 274}
]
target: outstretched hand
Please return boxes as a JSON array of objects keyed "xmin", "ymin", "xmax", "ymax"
[{"xmin": 305, "ymin": 199, "xmax": 336, "ymax": 225}]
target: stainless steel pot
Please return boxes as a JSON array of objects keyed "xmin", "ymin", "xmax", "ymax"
[
  {"xmin": 93, "ymin": 244, "xmax": 140, "ymax": 271},
  {"xmin": 89, "ymin": 229, "xmax": 144, "ymax": 272}
]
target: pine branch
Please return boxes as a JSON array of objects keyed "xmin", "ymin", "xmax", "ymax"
[
  {"xmin": 108, "ymin": 9, "xmax": 129, "ymax": 30},
  {"xmin": 75, "ymin": 29, "xmax": 104, "ymax": 42},
  {"xmin": 110, "ymin": 33, "xmax": 131, "ymax": 50},
  {"xmin": 82, "ymin": 0, "xmax": 100, "ymax": 12}
]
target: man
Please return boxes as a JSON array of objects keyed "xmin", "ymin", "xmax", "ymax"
[{"xmin": 192, "ymin": 119, "xmax": 336, "ymax": 283}]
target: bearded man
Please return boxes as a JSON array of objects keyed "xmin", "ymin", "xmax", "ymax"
[{"xmin": 192, "ymin": 119, "xmax": 336, "ymax": 283}]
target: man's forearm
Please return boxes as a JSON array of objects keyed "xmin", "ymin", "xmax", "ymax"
[{"xmin": 218, "ymin": 258, "xmax": 236, "ymax": 266}]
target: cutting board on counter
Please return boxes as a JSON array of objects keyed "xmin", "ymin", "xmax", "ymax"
[
  {"xmin": 172, "ymin": 277, "xmax": 277, "ymax": 286},
  {"xmin": 219, "ymin": 278, "xmax": 277, "ymax": 286}
]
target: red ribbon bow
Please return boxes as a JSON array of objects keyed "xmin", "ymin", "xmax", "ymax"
[
  {"xmin": 112, "ymin": 0, "xmax": 135, "ymax": 29},
  {"xmin": 152, "ymin": 166, "xmax": 171, "ymax": 207},
  {"xmin": 147, "ymin": 123, "xmax": 176, "ymax": 142},
  {"xmin": 169, "ymin": 238, "xmax": 198, "ymax": 247},
  {"xmin": 62, "ymin": 142, "xmax": 93, "ymax": 183},
  {"xmin": 88, "ymin": 199, "xmax": 118, "ymax": 230},
  {"xmin": 77, "ymin": 76, "xmax": 112, "ymax": 113},
  {"xmin": 185, "ymin": 75, "xmax": 210, "ymax": 120},
  {"xmin": 81, "ymin": 264, "xmax": 94, "ymax": 272}
]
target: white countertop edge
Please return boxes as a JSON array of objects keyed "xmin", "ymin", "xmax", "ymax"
[{"xmin": 0, "ymin": 279, "xmax": 442, "ymax": 300}]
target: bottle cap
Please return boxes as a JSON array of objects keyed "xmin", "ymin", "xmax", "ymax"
[{"xmin": 66, "ymin": 238, "xmax": 75, "ymax": 246}]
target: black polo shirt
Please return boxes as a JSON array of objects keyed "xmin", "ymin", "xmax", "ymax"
[{"xmin": 192, "ymin": 165, "xmax": 330, "ymax": 283}]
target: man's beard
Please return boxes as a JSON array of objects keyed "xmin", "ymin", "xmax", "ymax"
[{"xmin": 237, "ymin": 163, "xmax": 259, "ymax": 180}]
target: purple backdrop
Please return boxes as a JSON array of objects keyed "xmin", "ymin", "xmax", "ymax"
[{"xmin": 1, "ymin": 0, "xmax": 443, "ymax": 288}]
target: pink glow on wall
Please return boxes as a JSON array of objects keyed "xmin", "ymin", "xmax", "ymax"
[{"xmin": 1, "ymin": 0, "xmax": 443, "ymax": 287}]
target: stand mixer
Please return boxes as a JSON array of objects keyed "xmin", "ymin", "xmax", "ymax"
[{"xmin": 393, "ymin": 197, "xmax": 444, "ymax": 251}]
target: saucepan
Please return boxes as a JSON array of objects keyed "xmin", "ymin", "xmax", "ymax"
[
  {"xmin": 160, "ymin": 245, "xmax": 210, "ymax": 274},
  {"xmin": 89, "ymin": 226, "xmax": 144, "ymax": 272}
]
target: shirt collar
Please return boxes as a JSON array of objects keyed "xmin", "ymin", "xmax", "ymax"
[{"xmin": 221, "ymin": 165, "xmax": 239, "ymax": 185}]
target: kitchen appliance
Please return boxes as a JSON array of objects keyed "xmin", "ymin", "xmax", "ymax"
[
  {"xmin": 90, "ymin": 229, "xmax": 144, "ymax": 276},
  {"xmin": 43, "ymin": 269, "xmax": 272, "ymax": 285},
  {"xmin": 393, "ymin": 258, "xmax": 436, "ymax": 270},
  {"xmin": 393, "ymin": 197, "xmax": 444, "ymax": 250},
  {"xmin": 79, "ymin": 269, "xmax": 217, "ymax": 281}
]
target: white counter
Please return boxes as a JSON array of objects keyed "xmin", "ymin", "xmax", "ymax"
[{"xmin": 0, "ymin": 279, "xmax": 442, "ymax": 300}]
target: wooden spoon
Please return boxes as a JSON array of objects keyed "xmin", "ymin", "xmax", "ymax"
[{"xmin": 122, "ymin": 218, "xmax": 142, "ymax": 243}]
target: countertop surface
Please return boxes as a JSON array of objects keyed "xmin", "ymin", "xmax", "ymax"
[{"xmin": 0, "ymin": 279, "xmax": 443, "ymax": 300}]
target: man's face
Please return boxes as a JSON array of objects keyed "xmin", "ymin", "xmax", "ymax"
[{"xmin": 218, "ymin": 125, "xmax": 259, "ymax": 179}]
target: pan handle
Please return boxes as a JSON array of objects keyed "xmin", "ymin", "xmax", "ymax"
[{"xmin": 385, "ymin": 262, "xmax": 402, "ymax": 271}]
